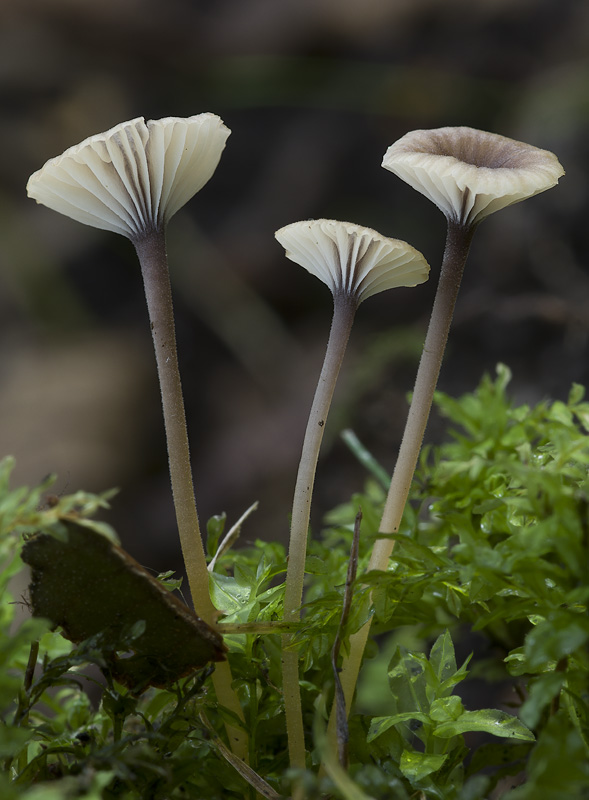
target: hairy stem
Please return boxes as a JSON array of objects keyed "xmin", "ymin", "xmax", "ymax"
[
  {"xmin": 133, "ymin": 229, "xmax": 247, "ymax": 759},
  {"xmin": 134, "ymin": 230, "xmax": 212, "ymax": 620},
  {"xmin": 375, "ymin": 220, "xmax": 475, "ymax": 551},
  {"xmin": 327, "ymin": 219, "xmax": 476, "ymax": 747},
  {"xmin": 282, "ymin": 293, "xmax": 357, "ymax": 772}
]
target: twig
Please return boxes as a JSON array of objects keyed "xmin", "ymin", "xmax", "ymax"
[{"xmin": 330, "ymin": 509, "xmax": 362, "ymax": 769}]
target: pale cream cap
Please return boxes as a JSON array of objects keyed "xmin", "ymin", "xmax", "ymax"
[
  {"xmin": 27, "ymin": 114, "xmax": 231, "ymax": 239},
  {"xmin": 275, "ymin": 219, "xmax": 429, "ymax": 304}
]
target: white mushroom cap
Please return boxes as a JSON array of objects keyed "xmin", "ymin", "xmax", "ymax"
[
  {"xmin": 382, "ymin": 127, "xmax": 564, "ymax": 227},
  {"xmin": 275, "ymin": 219, "xmax": 429, "ymax": 304},
  {"xmin": 26, "ymin": 114, "xmax": 231, "ymax": 240}
]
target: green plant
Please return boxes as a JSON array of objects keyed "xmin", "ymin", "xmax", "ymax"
[{"xmin": 2, "ymin": 365, "xmax": 588, "ymax": 797}]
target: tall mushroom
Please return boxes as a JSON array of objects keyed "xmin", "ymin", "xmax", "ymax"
[
  {"xmin": 379, "ymin": 127, "xmax": 564, "ymax": 568},
  {"xmin": 333, "ymin": 126, "xmax": 564, "ymax": 743},
  {"xmin": 26, "ymin": 114, "xmax": 247, "ymax": 758},
  {"xmin": 275, "ymin": 219, "xmax": 429, "ymax": 773},
  {"xmin": 27, "ymin": 114, "xmax": 229, "ymax": 621}
]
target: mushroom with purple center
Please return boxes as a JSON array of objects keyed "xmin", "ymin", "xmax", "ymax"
[
  {"xmin": 382, "ymin": 126, "xmax": 563, "ymax": 228},
  {"xmin": 334, "ymin": 126, "xmax": 564, "ymax": 747},
  {"xmin": 375, "ymin": 126, "xmax": 564, "ymax": 571}
]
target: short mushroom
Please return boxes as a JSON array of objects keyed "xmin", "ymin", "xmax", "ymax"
[
  {"xmin": 276, "ymin": 219, "xmax": 429, "ymax": 621},
  {"xmin": 275, "ymin": 218, "xmax": 429, "ymax": 771}
]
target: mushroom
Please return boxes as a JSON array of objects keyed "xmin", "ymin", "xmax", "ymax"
[
  {"xmin": 374, "ymin": 126, "xmax": 564, "ymax": 561},
  {"xmin": 276, "ymin": 219, "xmax": 429, "ymax": 623},
  {"xmin": 275, "ymin": 218, "xmax": 429, "ymax": 770},
  {"xmin": 27, "ymin": 114, "xmax": 230, "ymax": 239},
  {"xmin": 27, "ymin": 114, "xmax": 229, "ymax": 623},
  {"xmin": 382, "ymin": 126, "xmax": 564, "ymax": 228},
  {"xmin": 333, "ymin": 127, "xmax": 565, "ymax": 743},
  {"xmin": 27, "ymin": 114, "xmax": 248, "ymax": 758}
]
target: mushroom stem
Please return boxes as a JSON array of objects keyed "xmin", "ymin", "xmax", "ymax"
[
  {"xmin": 282, "ymin": 292, "xmax": 357, "ymax": 772},
  {"xmin": 133, "ymin": 230, "xmax": 248, "ymax": 760},
  {"xmin": 326, "ymin": 219, "xmax": 475, "ymax": 750},
  {"xmin": 376, "ymin": 218, "xmax": 475, "ymax": 548},
  {"xmin": 133, "ymin": 229, "xmax": 213, "ymax": 622},
  {"xmin": 284, "ymin": 292, "xmax": 358, "ymax": 621}
]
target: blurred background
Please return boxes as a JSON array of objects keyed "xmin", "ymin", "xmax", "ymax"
[{"xmin": 1, "ymin": 0, "xmax": 587, "ymax": 573}]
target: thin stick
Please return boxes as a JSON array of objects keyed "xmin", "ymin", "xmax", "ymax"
[
  {"xmin": 327, "ymin": 219, "xmax": 476, "ymax": 747},
  {"xmin": 282, "ymin": 293, "xmax": 357, "ymax": 773},
  {"xmin": 331, "ymin": 509, "xmax": 362, "ymax": 769},
  {"xmin": 208, "ymin": 501, "xmax": 259, "ymax": 573}
]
